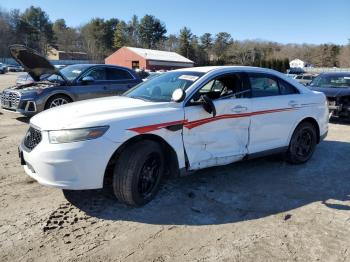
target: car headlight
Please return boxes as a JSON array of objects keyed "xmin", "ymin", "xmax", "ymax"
[{"xmin": 48, "ymin": 126, "xmax": 109, "ymax": 144}]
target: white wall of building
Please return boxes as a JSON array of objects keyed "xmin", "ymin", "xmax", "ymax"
[{"xmin": 290, "ymin": 59, "xmax": 306, "ymax": 68}]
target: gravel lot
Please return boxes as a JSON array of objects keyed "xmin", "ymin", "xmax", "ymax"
[{"xmin": 1, "ymin": 72, "xmax": 350, "ymax": 262}]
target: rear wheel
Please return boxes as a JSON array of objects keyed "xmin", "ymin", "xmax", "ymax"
[
  {"xmin": 112, "ymin": 140, "xmax": 165, "ymax": 206},
  {"xmin": 45, "ymin": 95, "xmax": 72, "ymax": 109},
  {"xmin": 286, "ymin": 122, "xmax": 317, "ymax": 164}
]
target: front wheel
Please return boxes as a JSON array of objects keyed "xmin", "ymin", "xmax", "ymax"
[
  {"xmin": 112, "ymin": 140, "xmax": 165, "ymax": 206},
  {"xmin": 45, "ymin": 95, "xmax": 72, "ymax": 109},
  {"xmin": 286, "ymin": 122, "xmax": 317, "ymax": 164}
]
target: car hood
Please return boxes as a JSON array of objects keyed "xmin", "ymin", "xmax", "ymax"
[
  {"xmin": 310, "ymin": 86, "xmax": 350, "ymax": 97},
  {"xmin": 30, "ymin": 96, "xmax": 180, "ymax": 131},
  {"xmin": 4, "ymin": 81, "xmax": 59, "ymax": 94},
  {"xmin": 9, "ymin": 45, "xmax": 60, "ymax": 82}
]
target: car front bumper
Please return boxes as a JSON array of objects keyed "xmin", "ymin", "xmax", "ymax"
[
  {"xmin": 19, "ymin": 132, "xmax": 120, "ymax": 190},
  {"xmin": 1, "ymin": 100, "xmax": 38, "ymax": 116}
]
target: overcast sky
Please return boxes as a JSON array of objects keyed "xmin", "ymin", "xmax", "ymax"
[{"xmin": 1, "ymin": 0, "xmax": 349, "ymax": 45}]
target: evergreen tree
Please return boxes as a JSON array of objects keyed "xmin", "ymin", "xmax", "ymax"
[
  {"xmin": 178, "ymin": 27, "xmax": 193, "ymax": 59},
  {"xmin": 138, "ymin": 15, "xmax": 166, "ymax": 48},
  {"xmin": 113, "ymin": 21, "xmax": 129, "ymax": 50}
]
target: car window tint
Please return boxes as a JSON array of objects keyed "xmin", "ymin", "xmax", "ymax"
[
  {"xmin": 192, "ymin": 73, "xmax": 247, "ymax": 102},
  {"xmin": 85, "ymin": 68, "xmax": 106, "ymax": 80},
  {"xmin": 279, "ymin": 80, "xmax": 299, "ymax": 95},
  {"xmin": 249, "ymin": 75, "xmax": 279, "ymax": 97},
  {"xmin": 106, "ymin": 68, "xmax": 133, "ymax": 80},
  {"xmin": 303, "ymin": 76, "xmax": 312, "ymax": 80},
  {"xmin": 295, "ymin": 75, "xmax": 302, "ymax": 79}
]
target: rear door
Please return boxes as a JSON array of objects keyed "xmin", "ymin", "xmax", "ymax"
[
  {"xmin": 105, "ymin": 67, "xmax": 140, "ymax": 95},
  {"xmin": 182, "ymin": 72, "xmax": 251, "ymax": 170},
  {"xmin": 247, "ymin": 73, "xmax": 301, "ymax": 153}
]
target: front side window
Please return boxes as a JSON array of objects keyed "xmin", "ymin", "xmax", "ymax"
[
  {"xmin": 249, "ymin": 75, "xmax": 279, "ymax": 97},
  {"xmin": 190, "ymin": 73, "xmax": 248, "ymax": 103},
  {"xmin": 124, "ymin": 71, "xmax": 204, "ymax": 102},
  {"xmin": 85, "ymin": 68, "xmax": 106, "ymax": 81}
]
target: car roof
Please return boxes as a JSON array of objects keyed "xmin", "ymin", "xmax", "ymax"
[
  {"xmin": 174, "ymin": 65, "xmax": 284, "ymax": 75},
  {"xmin": 64, "ymin": 64, "xmax": 133, "ymax": 71}
]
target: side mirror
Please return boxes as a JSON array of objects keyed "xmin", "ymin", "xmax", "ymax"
[
  {"xmin": 171, "ymin": 88, "xmax": 186, "ymax": 102},
  {"xmin": 201, "ymin": 94, "xmax": 216, "ymax": 117},
  {"xmin": 81, "ymin": 76, "xmax": 94, "ymax": 84}
]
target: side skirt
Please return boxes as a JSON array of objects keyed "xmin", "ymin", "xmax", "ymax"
[
  {"xmin": 244, "ymin": 146, "xmax": 288, "ymax": 160},
  {"xmin": 179, "ymin": 146, "xmax": 289, "ymax": 176}
]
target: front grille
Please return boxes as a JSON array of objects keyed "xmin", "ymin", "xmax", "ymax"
[
  {"xmin": 1, "ymin": 91, "xmax": 21, "ymax": 109},
  {"xmin": 23, "ymin": 127, "xmax": 42, "ymax": 151}
]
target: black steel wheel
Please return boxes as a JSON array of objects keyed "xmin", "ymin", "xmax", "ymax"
[
  {"xmin": 286, "ymin": 122, "xmax": 317, "ymax": 164},
  {"xmin": 112, "ymin": 140, "xmax": 164, "ymax": 206}
]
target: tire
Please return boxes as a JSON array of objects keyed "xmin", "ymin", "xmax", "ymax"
[
  {"xmin": 286, "ymin": 122, "xmax": 317, "ymax": 164},
  {"xmin": 45, "ymin": 94, "xmax": 72, "ymax": 110},
  {"xmin": 112, "ymin": 140, "xmax": 165, "ymax": 206}
]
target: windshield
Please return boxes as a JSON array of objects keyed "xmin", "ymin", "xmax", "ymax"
[
  {"xmin": 124, "ymin": 71, "xmax": 204, "ymax": 102},
  {"xmin": 310, "ymin": 74, "xmax": 350, "ymax": 88},
  {"xmin": 46, "ymin": 64, "xmax": 89, "ymax": 82}
]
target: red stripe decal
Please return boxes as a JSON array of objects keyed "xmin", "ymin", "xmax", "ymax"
[
  {"xmin": 128, "ymin": 107, "xmax": 295, "ymax": 134},
  {"xmin": 128, "ymin": 119, "xmax": 187, "ymax": 134},
  {"xmin": 184, "ymin": 107, "xmax": 294, "ymax": 129}
]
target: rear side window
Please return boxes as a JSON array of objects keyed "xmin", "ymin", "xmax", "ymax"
[
  {"xmin": 279, "ymin": 80, "xmax": 299, "ymax": 95},
  {"xmin": 249, "ymin": 75, "xmax": 279, "ymax": 97},
  {"xmin": 106, "ymin": 68, "xmax": 133, "ymax": 80},
  {"xmin": 249, "ymin": 74, "xmax": 299, "ymax": 97}
]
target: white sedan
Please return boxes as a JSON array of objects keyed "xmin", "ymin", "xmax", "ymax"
[{"xmin": 19, "ymin": 66, "xmax": 329, "ymax": 206}]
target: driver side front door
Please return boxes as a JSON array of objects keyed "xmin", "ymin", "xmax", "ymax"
[
  {"xmin": 72, "ymin": 67, "xmax": 110, "ymax": 100},
  {"xmin": 182, "ymin": 72, "xmax": 251, "ymax": 170}
]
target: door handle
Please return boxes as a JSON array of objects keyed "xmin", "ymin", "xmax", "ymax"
[
  {"xmin": 288, "ymin": 100, "xmax": 299, "ymax": 108},
  {"xmin": 231, "ymin": 105, "xmax": 248, "ymax": 113}
]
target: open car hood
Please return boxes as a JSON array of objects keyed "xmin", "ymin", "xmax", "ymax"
[{"xmin": 9, "ymin": 44, "xmax": 60, "ymax": 82}]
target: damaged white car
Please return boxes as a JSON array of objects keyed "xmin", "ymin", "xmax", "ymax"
[{"xmin": 19, "ymin": 66, "xmax": 329, "ymax": 206}]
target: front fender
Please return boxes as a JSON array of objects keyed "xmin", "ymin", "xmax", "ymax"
[{"xmin": 41, "ymin": 89, "xmax": 76, "ymax": 108}]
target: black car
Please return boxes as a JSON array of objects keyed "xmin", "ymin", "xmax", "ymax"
[
  {"xmin": 0, "ymin": 45, "xmax": 142, "ymax": 117},
  {"xmin": 309, "ymin": 72, "xmax": 350, "ymax": 119}
]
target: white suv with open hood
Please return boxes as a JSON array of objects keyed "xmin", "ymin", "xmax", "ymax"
[{"xmin": 19, "ymin": 66, "xmax": 328, "ymax": 206}]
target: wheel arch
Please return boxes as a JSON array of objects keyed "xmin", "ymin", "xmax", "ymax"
[
  {"xmin": 291, "ymin": 117, "xmax": 321, "ymax": 144},
  {"xmin": 103, "ymin": 133, "xmax": 180, "ymax": 188},
  {"xmin": 44, "ymin": 91, "xmax": 74, "ymax": 108}
]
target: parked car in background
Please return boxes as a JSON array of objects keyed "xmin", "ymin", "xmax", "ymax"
[
  {"xmin": 16, "ymin": 73, "xmax": 35, "ymax": 85},
  {"xmin": 6, "ymin": 64, "xmax": 24, "ymax": 72},
  {"xmin": 19, "ymin": 66, "xmax": 328, "ymax": 206},
  {"xmin": 1, "ymin": 45, "xmax": 142, "ymax": 117},
  {"xmin": 294, "ymin": 74, "xmax": 316, "ymax": 85},
  {"xmin": 0, "ymin": 63, "xmax": 6, "ymax": 74},
  {"xmin": 309, "ymin": 72, "xmax": 350, "ymax": 119},
  {"xmin": 142, "ymin": 71, "xmax": 163, "ymax": 81},
  {"xmin": 54, "ymin": 65, "xmax": 66, "ymax": 70},
  {"xmin": 285, "ymin": 73, "xmax": 297, "ymax": 78}
]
